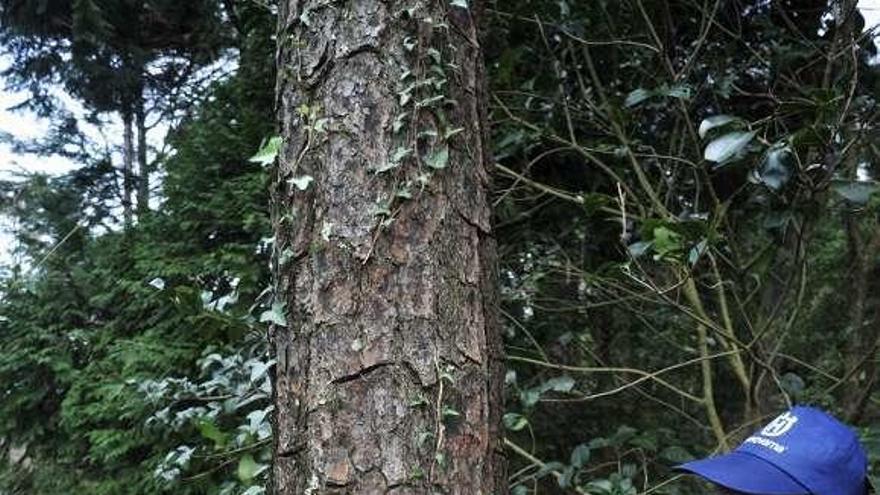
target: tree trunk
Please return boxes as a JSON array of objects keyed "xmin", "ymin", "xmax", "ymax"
[
  {"xmin": 271, "ymin": 1, "xmax": 505, "ymax": 493},
  {"xmin": 135, "ymin": 93, "xmax": 149, "ymax": 216},
  {"xmin": 121, "ymin": 109, "xmax": 134, "ymax": 227}
]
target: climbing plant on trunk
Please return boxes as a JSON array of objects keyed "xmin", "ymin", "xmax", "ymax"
[{"xmin": 270, "ymin": 0, "xmax": 505, "ymax": 492}]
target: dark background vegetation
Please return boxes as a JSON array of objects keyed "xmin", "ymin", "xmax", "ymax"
[{"xmin": 2, "ymin": 0, "xmax": 880, "ymax": 493}]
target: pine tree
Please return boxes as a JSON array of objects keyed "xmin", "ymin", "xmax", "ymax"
[{"xmin": 271, "ymin": 1, "xmax": 505, "ymax": 492}]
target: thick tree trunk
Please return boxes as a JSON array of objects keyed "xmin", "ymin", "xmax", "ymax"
[
  {"xmin": 121, "ymin": 110, "xmax": 134, "ymax": 227},
  {"xmin": 271, "ymin": 1, "xmax": 505, "ymax": 493}
]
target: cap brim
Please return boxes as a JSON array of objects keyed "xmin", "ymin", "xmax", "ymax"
[{"xmin": 675, "ymin": 451, "xmax": 809, "ymax": 495}]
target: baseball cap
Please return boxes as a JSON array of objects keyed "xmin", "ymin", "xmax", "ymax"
[{"xmin": 675, "ymin": 406, "xmax": 869, "ymax": 495}]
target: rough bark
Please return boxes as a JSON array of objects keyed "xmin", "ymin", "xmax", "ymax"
[{"xmin": 271, "ymin": 1, "xmax": 505, "ymax": 494}]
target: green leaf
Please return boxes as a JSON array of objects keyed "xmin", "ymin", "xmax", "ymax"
[
  {"xmin": 450, "ymin": 0, "xmax": 468, "ymax": 7},
  {"xmin": 753, "ymin": 146, "xmax": 792, "ymax": 190},
  {"xmin": 698, "ymin": 115, "xmax": 739, "ymax": 139},
  {"xmin": 780, "ymin": 371, "xmax": 806, "ymax": 397},
  {"xmin": 289, "ymin": 175, "xmax": 314, "ymax": 191},
  {"xmin": 660, "ymin": 84, "xmax": 692, "ymax": 100},
  {"xmin": 444, "ymin": 127, "xmax": 464, "ymax": 140},
  {"xmin": 688, "ymin": 239, "xmax": 707, "ymax": 266},
  {"xmin": 417, "ymin": 430, "xmax": 434, "ymax": 447},
  {"xmin": 503, "ymin": 413, "xmax": 529, "ymax": 431},
  {"xmin": 441, "ymin": 405, "xmax": 461, "ymax": 419},
  {"xmin": 832, "ymin": 180, "xmax": 880, "ymax": 204},
  {"xmin": 704, "ymin": 131, "xmax": 756, "ymax": 163},
  {"xmin": 589, "ymin": 437, "xmax": 610, "ymax": 449},
  {"xmin": 196, "ymin": 419, "xmax": 227, "ymax": 448},
  {"xmin": 558, "ymin": 466, "xmax": 575, "ymax": 488},
  {"xmin": 570, "ymin": 444, "xmax": 591, "ymax": 468},
  {"xmin": 653, "ymin": 226, "xmax": 682, "ymax": 258},
  {"xmin": 521, "ymin": 388, "xmax": 541, "ymax": 408},
  {"xmin": 259, "ymin": 301, "xmax": 288, "ymax": 327},
  {"xmin": 624, "ymin": 88, "xmax": 652, "ymax": 107},
  {"xmin": 393, "ymin": 113, "xmax": 408, "ymax": 133},
  {"xmin": 392, "ymin": 146, "xmax": 412, "ymax": 162},
  {"xmin": 375, "ymin": 161, "xmax": 400, "ymax": 174},
  {"xmin": 249, "ymin": 136, "xmax": 282, "ymax": 166},
  {"xmin": 236, "ymin": 454, "xmax": 263, "ymax": 482},
  {"xmin": 612, "ymin": 425, "xmax": 637, "ymax": 444},
  {"xmin": 659, "ymin": 445, "xmax": 694, "ymax": 463},
  {"xmin": 627, "ymin": 241, "xmax": 653, "ymax": 258},
  {"xmin": 426, "ymin": 147, "xmax": 449, "ymax": 169},
  {"xmin": 543, "ymin": 375, "xmax": 575, "ymax": 393}
]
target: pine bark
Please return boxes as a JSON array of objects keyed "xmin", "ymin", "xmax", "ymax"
[{"xmin": 271, "ymin": 1, "xmax": 505, "ymax": 493}]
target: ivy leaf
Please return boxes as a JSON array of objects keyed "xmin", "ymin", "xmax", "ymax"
[
  {"xmin": 559, "ymin": 466, "xmax": 575, "ymax": 488},
  {"xmin": 512, "ymin": 486, "xmax": 529, "ymax": 495},
  {"xmin": 289, "ymin": 175, "xmax": 314, "ymax": 191},
  {"xmin": 249, "ymin": 136, "xmax": 282, "ymax": 166},
  {"xmin": 236, "ymin": 454, "xmax": 264, "ymax": 482},
  {"xmin": 250, "ymin": 360, "xmax": 272, "ymax": 383},
  {"xmin": 660, "ymin": 445, "xmax": 694, "ymax": 463},
  {"xmin": 426, "ymin": 147, "xmax": 449, "ymax": 169},
  {"xmin": 698, "ymin": 115, "xmax": 739, "ymax": 139},
  {"xmin": 521, "ymin": 388, "xmax": 541, "ymax": 408},
  {"xmin": 259, "ymin": 301, "xmax": 288, "ymax": 327},
  {"xmin": 543, "ymin": 375, "xmax": 575, "ymax": 393},
  {"xmin": 444, "ymin": 127, "xmax": 464, "ymax": 140},
  {"xmin": 753, "ymin": 146, "xmax": 792, "ymax": 190},
  {"xmin": 196, "ymin": 419, "xmax": 227, "ymax": 448},
  {"xmin": 570, "ymin": 444, "xmax": 591, "ymax": 468},
  {"xmin": 391, "ymin": 146, "xmax": 412, "ymax": 162},
  {"xmin": 704, "ymin": 131, "xmax": 756, "ymax": 163},
  {"xmin": 659, "ymin": 84, "xmax": 692, "ymax": 100},
  {"xmin": 503, "ymin": 412, "xmax": 529, "ymax": 431},
  {"xmin": 653, "ymin": 226, "xmax": 682, "ymax": 258},
  {"xmin": 780, "ymin": 371, "xmax": 806, "ymax": 398},
  {"xmin": 627, "ymin": 241, "xmax": 653, "ymax": 258},
  {"xmin": 688, "ymin": 239, "xmax": 708, "ymax": 266},
  {"xmin": 832, "ymin": 180, "xmax": 880, "ymax": 204},
  {"xmin": 441, "ymin": 405, "xmax": 461, "ymax": 419},
  {"xmin": 624, "ymin": 88, "xmax": 652, "ymax": 107}
]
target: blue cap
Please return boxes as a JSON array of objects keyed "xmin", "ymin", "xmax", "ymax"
[{"xmin": 676, "ymin": 406, "xmax": 868, "ymax": 495}]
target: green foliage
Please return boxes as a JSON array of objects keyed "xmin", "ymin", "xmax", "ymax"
[
  {"xmin": 4, "ymin": 1, "xmax": 880, "ymax": 494},
  {"xmin": 0, "ymin": 3, "xmax": 275, "ymax": 493},
  {"xmin": 490, "ymin": 0, "xmax": 880, "ymax": 493}
]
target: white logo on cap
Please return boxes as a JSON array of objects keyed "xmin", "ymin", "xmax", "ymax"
[{"xmin": 761, "ymin": 411, "xmax": 798, "ymax": 437}]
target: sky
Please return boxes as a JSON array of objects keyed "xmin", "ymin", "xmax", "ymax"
[
  {"xmin": 863, "ymin": 0, "xmax": 880, "ymax": 41},
  {"xmin": 0, "ymin": 84, "xmax": 80, "ymax": 180},
  {"xmin": 1, "ymin": 2, "xmax": 880, "ymax": 263}
]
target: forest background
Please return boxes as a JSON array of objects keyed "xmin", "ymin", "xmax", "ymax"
[{"xmin": 3, "ymin": 0, "xmax": 880, "ymax": 493}]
